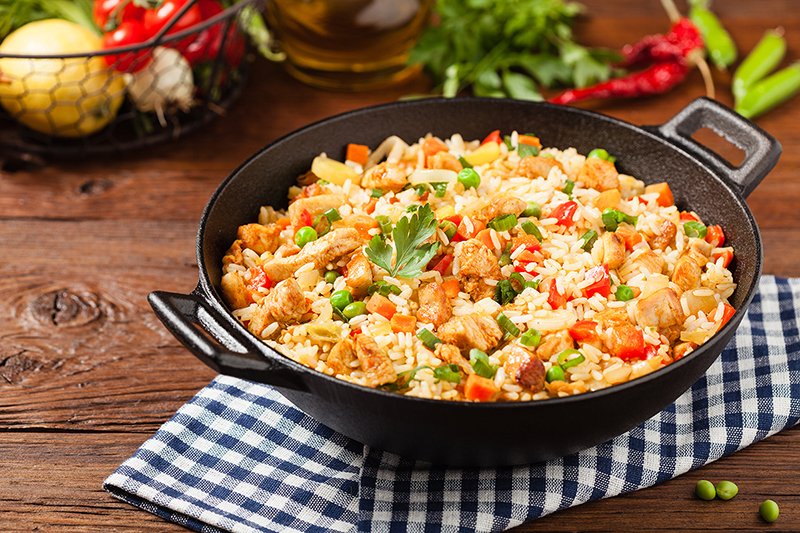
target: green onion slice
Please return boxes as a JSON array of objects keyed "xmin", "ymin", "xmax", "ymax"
[
  {"xmin": 518, "ymin": 143, "xmax": 538, "ymax": 157},
  {"xmin": 683, "ymin": 221, "xmax": 708, "ymax": 238},
  {"xmin": 417, "ymin": 328, "xmax": 442, "ymax": 350},
  {"xmin": 458, "ymin": 156, "xmax": 472, "ymax": 168},
  {"xmin": 563, "ymin": 179, "xmax": 575, "ymax": 195},
  {"xmin": 433, "ymin": 364, "xmax": 462, "ymax": 383},
  {"xmin": 469, "ymin": 349, "xmax": 498, "ymax": 379},
  {"xmin": 313, "ymin": 208, "xmax": 342, "ymax": 236},
  {"xmin": 496, "ymin": 311, "xmax": 521, "ymax": 337},
  {"xmin": 601, "ymin": 209, "xmax": 637, "ymax": 232},
  {"xmin": 488, "ymin": 213, "xmax": 518, "ymax": 232},
  {"xmin": 438, "ymin": 220, "xmax": 457, "ymax": 240},
  {"xmin": 375, "ymin": 215, "xmax": 392, "ymax": 236},
  {"xmin": 557, "ymin": 349, "xmax": 586, "ymax": 370},
  {"xmin": 521, "ymin": 220, "xmax": 543, "ymax": 241},
  {"xmin": 430, "ymin": 182, "xmax": 448, "ymax": 198},
  {"xmin": 520, "ymin": 328, "xmax": 542, "ymax": 347},
  {"xmin": 370, "ymin": 188, "xmax": 384, "ymax": 198},
  {"xmin": 579, "ymin": 230, "xmax": 598, "ymax": 252}
]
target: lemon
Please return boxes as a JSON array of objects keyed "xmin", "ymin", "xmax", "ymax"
[{"xmin": 0, "ymin": 20, "xmax": 127, "ymax": 138}]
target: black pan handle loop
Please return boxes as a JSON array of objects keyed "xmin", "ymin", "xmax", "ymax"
[
  {"xmin": 148, "ymin": 290, "xmax": 308, "ymax": 392},
  {"xmin": 644, "ymin": 97, "xmax": 781, "ymax": 198}
]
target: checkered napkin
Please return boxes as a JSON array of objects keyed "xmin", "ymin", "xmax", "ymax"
[{"xmin": 104, "ymin": 275, "xmax": 800, "ymax": 533}]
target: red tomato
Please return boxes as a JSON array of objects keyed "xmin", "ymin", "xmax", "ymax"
[
  {"xmin": 431, "ymin": 254, "xmax": 454, "ymax": 275},
  {"xmin": 94, "ymin": 0, "xmax": 145, "ymax": 31},
  {"xmin": 705, "ymin": 224, "xmax": 725, "ymax": 247},
  {"xmin": 245, "ymin": 266, "xmax": 271, "ymax": 303},
  {"xmin": 180, "ymin": 0, "xmax": 228, "ymax": 66},
  {"xmin": 102, "ymin": 19, "xmax": 151, "ymax": 72},
  {"xmin": 607, "ymin": 325, "xmax": 645, "ymax": 361},
  {"xmin": 712, "ymin": 248, "xmax": 734, "ymax": 268},
  {"xmin": 480, "ymin": 130, "xmax": 501, "ymax": 145},
  {"xmin": 296, "ymin": 209, "xmax": 313, "ymax": 231},
  {"xmin": 142, "ymin": 0, "xmax": 203, "ymax": 38},
  {"xmin": 569, "ymin": 321, "xmax": 599, "ymax": 342},
  {"xmin": 643, "ymin": 344, "xmax": 660, "ymax": 360},
  {"xmin": 583, "ymin": 264, "xmax": 611, "ymax": 298},
  {"xmin": 679, "ymin": 211, "xmax": 701, "ymax": 222},
  {"xmin": 550, "ymin": 201, "xmax": 578, "ymax": 227}
]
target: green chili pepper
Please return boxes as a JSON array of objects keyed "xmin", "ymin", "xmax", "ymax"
[
  {"xmin": 689, "ymin": 1, "xmax": 737, "ymax": 70},
  {"xmin": 732, "ymin": 28, "xmax": 786, "ymax": 103},
  {"xmin": 735, "ymin": 62, "xmax": 800, "ymax": 119}
]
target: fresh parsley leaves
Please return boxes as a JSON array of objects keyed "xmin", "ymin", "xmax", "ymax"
[
  {"xmin": 365, "ymin": 203, "xmax": 440, "ymax": 279},
  {"xmin": 408, "ymin": 0, "xmax": 618, "ymax": 99}
]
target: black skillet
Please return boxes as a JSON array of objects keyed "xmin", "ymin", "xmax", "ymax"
[{"xmin": 149, "ymin": 97, "xmax": 780, "ymax": 467}]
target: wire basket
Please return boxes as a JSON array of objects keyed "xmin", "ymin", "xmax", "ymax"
[{"xmin": 0, "ymin": 0, "xmax": 263, "ymax": 158}]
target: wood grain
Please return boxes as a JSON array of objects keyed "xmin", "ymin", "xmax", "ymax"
[{"xmin": 1, "ymin": 1, "xmax": 799, "ymax": 531}]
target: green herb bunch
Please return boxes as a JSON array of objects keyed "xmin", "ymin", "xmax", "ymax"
[{"xmin": 409, "ymin": 0, "xmax": 619, "ymax": 99}]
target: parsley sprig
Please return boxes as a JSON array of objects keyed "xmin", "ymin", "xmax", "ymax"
[
  {"xmin": 408, "ymin": 0, "xmax": 619, "ymax": 99},
  {"xmin": 365, "ymin": 203, "xmax": 440, "ymax": 279}
]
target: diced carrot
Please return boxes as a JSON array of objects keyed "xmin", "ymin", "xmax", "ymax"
[
  {"xmin": 644, "ymin": 182, "xmax": 674, "ymax": 207},
  {"xmin": 476, "ymin": 228, "xmax": 496, "ymax": 249},
  {"xmin": 515, "ymin": 250, "xmax": 539, "ymax": 263},
  {"xmin": 568, "ymin": 320, "xmax": 599, "ymax": 342},
  {"xmin": 615, "ymin": 225, "xmax": 643, "ymax": 251},
  {"xmin": 593, "ymin": 189, "xmax": 621, "ymax": 211},
  {"xmin": 275, "ymin": 217, "xmax": 291, "ymax": 230},
  {"xmin": 441, "ymin": 279, "xmax": 461, "ymax": 298},
  {"xmin": 346, "ymin": 143, "xmax": 369, "ymax": 166},
  {"xmin": 705, "ymin": 224, "xmax": 725, "ymax": 247},
  {"xmin": 366, "ymin": 293, "xmax": 397, "ymax": 320},
  {"xmin": 711, "ymin": 302, "xmax": 736, "ymax": 330},
  {"xmin": 464, "ymin": 373, "xmax": 498, "ymax": 402},
  {"xmin": 712, "ymin": 248, "xmax": 734, "ymax": 268},
  {"xmin": 512, "ymin": 235, "xmax": 542, "ymax": 251},
  {"xmin": 456, "ymin": 216, "xmax": 486, "ymax": 240},
  {"xmin": 422, "ymin": 137, "xmax": 449, "ymax": 157},
  {"xmin": 517, "ymin": 134, "xmax": 541, "ymax": 148},
  {"xmin": 346, "ymin": 214, "xmax": 379, "ymax": 240},
  {"xmin": 391, "ymin": 314, "xmax": 417, "ymax": 333},
  {"xmin": 607, "ymin": 324, "xmax": 645, "ymax": 361},
  {"xmin": 364, "ymin": 197, "xmax": 378, "ymax": 215}
]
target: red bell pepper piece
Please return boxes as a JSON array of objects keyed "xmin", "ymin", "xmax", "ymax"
[
  {"xmin": 712, "ymin": 248, "xmax": 734, "ymax": 268},
  {"xmin": 550, "ymin": 201, "xmax": 578, "ymax": 227},
  {"xmin": 608, "ymin": 325, "xmax": 646, "ymax": 361},
  {"xmin": 431, "ymin": 253, "xmax": 454, "ymax": 275},
  {"xmin": 298, "ymin": 208, "xmax": 313, "ymax": 229},
  {"xmin": 480, "ymin": 130, "xmax": 501, "ymax": 146},
  {"xmin": 541, "ymin": 278, "xmax": 566, "ymax": 310},
  {"xmin": 583, "ymin": 264, "xmax": 611, "ymax": 298},
  {"xmin": 705, "ymin": 224, "xmax": 725, "ymax": 247}
]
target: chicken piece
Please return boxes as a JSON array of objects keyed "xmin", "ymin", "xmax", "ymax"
[
  {"xmin": 355, "ymin": 334, "xmax": 397, "ymax": 387},
  {"xmin": 455, "ymin": 239, "xmax": 502, "ymax": 302},
  {"xmin": 477, "ymin": 195, "xmax": 528, "ymax": 225},
  {"xmin": 504, "ymin": 345, "xmax": 546, "ymax": 392},
  {"xmin": 327, "ymin": 337, "xmax": 357, "ymax": 375},
  {"xmin": 247, "ymin": 303, "xmax": 274, "ymax": 337},
  {"xmin": 687, "ymin": 237, "xmax": 713, "ymax": 258},
  {"xmin": 222, "ymin": 239, "xmax": 244, "ymax": 267},
  {"xmin": 592, "ymin": 307, "xmax": 630, "ymax": 329},
  {"xmin": 427, "ymin": 151, "xmax": 463, "ymax": 172},
  {"xmin": 434, "ymin": 343, "xmax": 472, "ymax": 375},
  {"xmin": 625, "ymin": 248, "xmax": 666, "ymax": 276},
  {"xmin": 578, "ymin": 157, "xmax": 619, "ymax": 192},
  {"xmin": 263, "ymin": 279, "xmax": 309, "ymax": 324},
  {"xmin": 416, "ymin": 282, "xmax": 453, "ymax": 328},
  {"xmin": 513, "ymin": 155, "xmax": 564, "ymax": 179},
  {"xmin": 262, "ymin": 228, "xmax": 362, "ymax": 282},
  {"xmin": 633, "ymin": 287, "xmax": 684, "ymax": 329},
  {"xmin": 535, "ymin": 330, "xmax": 574, "ymax": 361},
  {"xmin": 288, "ymin": 194, "xmax": 348, "ymax": 228},
  {"xmin": 238, "ymin": 223, "xmax": 282, "ymax": 255},
  {"xmin": 221, "ymin": 271, "xmax": 248, "ymax": 310},
  {"xmin": 596, "ymin": 231, "xmax": 626, "ymax": 270},
  {"xmin": 360, "ymin": 162, "xmax": 408, "ymax": 192},
  {"xmin": 671, "ymin": 250, "xmax": 708, "ymax": 293},
  {"xmin": 275, "ymin": 243, "xmax": 301, "ymax": 258},
  {"xmin": 438, "ymin": 314, "xmax": 503, "ymax": 353},
  {"xmin": 650, "ymin": 220, "xmax": 677, "ymax": 251},
  {"xmin": 345, "ymin": 254, "xmax": 373, "ymax": 298}
]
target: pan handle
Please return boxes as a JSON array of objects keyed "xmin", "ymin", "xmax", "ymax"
[
  {"xmin": 644, "ymin": 97, "xmax": 781, "ymax": 198},
  {"xmin": 148, "ymin": 290, "xmax": 309, "ymax": 392}
]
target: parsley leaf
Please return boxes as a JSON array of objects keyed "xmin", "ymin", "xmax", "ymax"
[
  {"xmin": 366, "ymin": 203, "xmax": 440, "ymax": 279},
  {"xmin": 408, "ymin": 0, "xmax": 618, "ymax": 99}
]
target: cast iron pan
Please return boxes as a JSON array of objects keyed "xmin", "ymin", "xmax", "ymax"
[{"xmin": 149, "ymin": 97, "xmax": 780, "ymax": 467}]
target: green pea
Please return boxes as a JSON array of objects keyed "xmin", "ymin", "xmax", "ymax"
[
  {"xmin": 615, "ymin": 285, "xmax": 635, "ymax": 302},
  {"xmin": 715, "ymin": 480, "xmax": 738, "ymax": 500},
  {"xmin": 457, "ymin": 168, "xmax": 481, "ymax": 189},
  {"xmin": 760, "ymin": 499, "xmax": 779, "ymax": 522},
  {"xmin": 522, "ymin": 201, "xmax": 541, "ymax": 218},
  {"xmin": 342, "ymin": 301, "xmax": 367, "ymax": 320},
  {"xmin": 545, "ymin": 365, "xmax": 565, "ymax": 383},
  {"xmin": 587, "ymin": 148, "xmax": 610, "ymax": 160},
  {"xmin": 732, "ymin": 28, "xmax": 786, "ymax": 103},
  {"xmin": 324, "ymin": 270, "xmax": 341, "ymax": 284},
  {"xmin": 330, "ymin": 290, "xmax": 353, "ymax": 311},
  {"xmin": 294, "ymin": 226, "xmax": 318, "ymax": 248},
  {"xmin": 695, "ymin": 480, "xmax": 716, "ymax": 501}
]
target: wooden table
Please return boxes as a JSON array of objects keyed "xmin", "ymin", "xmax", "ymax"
[{"xmin": 2, "ymin": 1, "xmax": 799, "ymax": 530}]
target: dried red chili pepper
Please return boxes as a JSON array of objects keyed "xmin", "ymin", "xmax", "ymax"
[{"xmin": 549, "ymin": 17, "xmax": 703, "ymax": 105}]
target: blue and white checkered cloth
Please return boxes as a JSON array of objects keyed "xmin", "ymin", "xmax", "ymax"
[{"xmin": 104, "ymin": 275, "xmax": 800, "ymax": 533}]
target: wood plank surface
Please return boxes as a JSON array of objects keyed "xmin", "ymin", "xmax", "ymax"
[{"xmin": 2, "ymin": 1, "xmax": 800, "ymax": 531}]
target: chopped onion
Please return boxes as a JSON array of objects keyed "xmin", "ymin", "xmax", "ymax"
[
  {"xmin": 408, "ymin": 168, "xmax": 458, "ymax": 185},
  {"xmin": 127, "ymin": 47, "xmax": 194, "ymax": 126}
]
